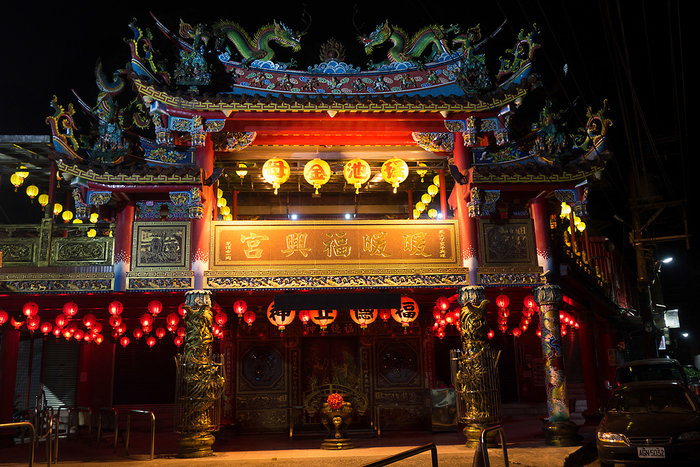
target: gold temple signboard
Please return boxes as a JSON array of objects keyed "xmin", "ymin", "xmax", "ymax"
[{"xmin": 211, "ymin": 220, "xmax": 460, "ymax": 269}]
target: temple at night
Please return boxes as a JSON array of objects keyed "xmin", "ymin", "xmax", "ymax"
[{"xmin": 0, "ymin": 10, "xmax": 637, "ymax": 459}]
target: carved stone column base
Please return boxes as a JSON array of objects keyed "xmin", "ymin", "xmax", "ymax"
[
  {"xmin": 178, "ymin": 432, "xmax": 215, "ymax": 458},
  {"xmin": 320, "ymin": 438, "xmax": 354, "ymax": 450},
  {"xmin": 541, "ymin": 419, "xmax": 581, "ymax": 446}
]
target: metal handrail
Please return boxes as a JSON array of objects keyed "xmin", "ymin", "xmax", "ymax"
[
  {"xmin": 0, "ymin": 421, "xmax": 35, "ymax": 466},
  {"xmin": 28, "ymin": 408, "xmax": 56, "ymax": 465},
  {"xmin": 67, "ymin": 406, "xmax": 93, "ymax": 440},
  {"xmin": 474, "ymin": 424, "xmax": 509, "ymax": 467},
  {"xmin": 96, "ymin": 407, "xmax": 119, "ymax": 451},
  {"xmin": 361, "ymin": 443, "xmax": 438, "ymax": 467},
  {"xmin": 124, "ymin": 409, "xmax": 156, "ymax": 460}
]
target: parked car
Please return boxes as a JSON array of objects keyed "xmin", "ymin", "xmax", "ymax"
[
  {"xmin": 596, "ymin": 381, "xmax": 700, "ymax": 466},
  {"xmin": 609, "ymin": 358, "xmax": 688, "ymax": 389}
]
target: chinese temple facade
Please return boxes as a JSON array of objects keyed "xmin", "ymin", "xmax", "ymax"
[{"xmin": 0, "ymin": 13, "xmax": 636, "ymax": 450}]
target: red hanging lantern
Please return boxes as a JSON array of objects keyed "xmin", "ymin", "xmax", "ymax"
[
  {"xmin": 432, "ymin": 307, "xmax": 442, "ymax": 321},
  {"xmin": 94, "ymin": 334, "xmax": 104, "ymax": 345},
  {"xmin": 120, "ymin": 336, "xmax": 130, "ymax": 347},
  {"xmin": 310, "ymin": 309, "xmax": 337, "ymax": 331},
  {"xmin": 436, "ymin": 327, "xmax": 445, "ymax": 339},
  {"xmin": 23, "ymin": 301, "xmax": 39, "ymax": 317},
  {"xmin": 116, "ymin": 323, "xmax": 127, "ymax": 335},
  {"xmin": 156, "ymin": 327, "xmax": 166, "ymax": 339},
  {"xmin": 215, "ymin": 312, "xmax": 228, "ymax": 326},
  {"xmin": 523, "ymin": 295, "xmax": 536, "ymax": 310},
  {"xmin": 167, "ymin": 323, "xmax": 177, "ymax": 333},
  {"xmin": 147, "ymin": 300, "xmax": 162, "ymax": 316},
  {"xmin": 233, "ymin": 300, "xmax": 247, "ymax": 317},
  {"xmin": 11, "ymin": 316, "xmax": 25, "ymax": 329},
  {"xmin": 83, "ymin": 333, "xmax": 92, "ymax": 343},
  {"xmin": 444, "ymin": 312, "xmax": 454, "ymax": 325},
  {"xmin": 133, "ymin": 328, "xmax": 143, "ymax": 340},
  {"xmin": 379, "ymin": 309, "xmax": 391, "ymax": 322},
  {"xmin": 299, "ymin": 310, "xmax": 311, "ymax": 324},
  {"xmin": 174, "ymin": 336, "xmax": 183, "ymax": 347},
  {"xmin": 40, "ymin": 321, "xmax": 53, "ymax": 335},
  {"xmin": 74, "ymin": 330, "xmax": 84, "ymax": 341},
  {"xmin": 0, "ymin": 310, "xmax": 7, "ymax": 325},
  {"xmin": 487, "ymin": 329, "xmax": 495, "ymax": 339},
  {"xmin": 177, "ymin": 327, "xmax": 186, "ymax": 338},
  {"xmin": 27, "ymin": 316, "xmax": 40, "ymax": 333},
  {"xmin": 53, "ymin": 327, "xmax": 61, "ymax": 338},
  {"xmin": 512, "ymin": 327, "xmax": 522, "ymax": 337},
  {"xmin": 93, "ymin": 322, "xmax": 102, "ymax": 334},
  {"xmin": 63, "ymin": 328, "xmax": 72, "ymax": 339},
  {"xmin": 350, "ymin": 309, "xmax": 378, "ymax": 330},
  {"xmin": 82, "ymin": 313, "xmax": 96, "ymax": 328},
  {"xmin": 140, "ymin": 313, "xmax": 153, "ymax": 328},
  {"xmin": 495, "ymin": 295, "xmax": 509, "ymax": 309},
  {"xmin": 243, "ymin": 309, "xmax": 256, "ymax": 326},
  {"xmin": 142, "ymin": 324, "xmax": 152, "ymax": 334},
  {"xmin": 213, "ymin": 324, "xmax": 222, "ymax": 338},
  {"xmin": 267, "ymin": 302, "xmax": 295, "ymax": 332},
  {"xmin": 536, "ymin": 328, "xmax": 542, "ymax": 337},
  {"xmin": 146, "ymin": 336, "xmax": 156, "ymax": 348},
  {"xmin": 178, "ymin": 302, "xmax": 187, "ymax": 317},
  {"xmin": 55, "ymin": 314, "xmax": 67, "ymax": 328},
  {"xmin": 62, "ymin": 301, "xmax": 77, "ymax": 317},
  {"xmin": 436, "ymin": 296, "xmax": 450, "ymax": 311},
  {"xmin": 108, "ymin": 301, "xmax": 123, "ymax": 316},
  {"xmin": 166, "ymin": 313, "xmax": 180, "ymax": 327},
  {"xmin": 109, "ymin": 315, "xmax": 122, "ymax": 328}
]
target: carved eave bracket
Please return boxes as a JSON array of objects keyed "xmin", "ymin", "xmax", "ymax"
[
  {"xmin": 412, "ymin": 132, "xmax": 454, "ymax": 153},
  {"xmin": 46, "ymin": 96, "xmax": 82, "ymax": 160}
]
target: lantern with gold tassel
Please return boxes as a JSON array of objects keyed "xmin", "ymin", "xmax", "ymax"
[
  {"xmin": 303, "ymin": 158, "xmax": 331, "ymax": 194},
  {"xmin": 262, "ymin": 158, "xmax": 291, "ymax": 194},
  {"xmin": 391, "ymin": 296, "xmax": 419, "ymax": 332},
  {"xmin": 267, "ymin": 301, "xmax": 295, "ymax": 333},
  {"xmin": 310, "ymin": 309, "xmax": 337, "ymax": 331},
  {"xmin": 381, "ymin": 158, "xmax": 408, "ymax": 193},
  {"xmin": 350, "ymin": 308, "xmax": 378, "ymax": 330},
  {"xmin": 343, "ymin": 159, "xmax": 371, "ymax": 194}
]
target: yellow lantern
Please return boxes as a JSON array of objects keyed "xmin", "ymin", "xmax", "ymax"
[
  {"xmin": 262, "ymin": 158, "xmax": 290, "ymax": 194},
  {"xmin": 62, "ymin": 210, "xmax": 73, "ymax": 223},
  {"xmin": 428, "ymin": 208, "xmax": 438, "ymax": 219},
  {"xmin": 560, "ymin": 202, "xmax": 571, "ymax": 219},
  {"xmin": 391, "ymin": 296, "xmax": 419, "ymax": 329},
  {"xmin": 216, "ymin": 188, "xmax": 223, "ymax": 199},
  {"xmin": 217, "ymin": 197, "xmax": 227, "ymax": 209},
  {"xmin": 236, "ymin": 163, "xmax": 248, "ymax": 179},
  {"xmin": 433, "ymin": 174, "xmax": 440, "ymax": 187},
  {"xmin": 416, "ymin": 162, "xmax": 428, "ymax": 182},
  {"xmin": 381, "ymin": 158, "xmax": 408, "ymax": 193},
  {"xmin": 576, "ymin": 221, "xmax": 586, "ymax": 232},
  {"xmin": 303, "ymin": 158, "xmax": 331, "ymax": 194},
  {"xmin": 350, "ymin": 308, "xmax": 378, "ymax": 329},
  {"xmin": 416, "ymin": 201, "xmax": 426, "ymax": 213},
  {"xmin": 38, "ymin": 194, "xmax": 49, "ymax": 209},
  {"xmin": 223, "ymin": 214, "xmax": 233, "ymax": 221},
  {"xmin": 343, "ymin": 159, "xmax": 371, "ymax": 194},
  {"xmin": 421, "ymin": 193, "xmax": 432, "ymax": 205},
  {"xmin": 267, "ymin": 302, "xmax": 296, "ymax": 332},
  {"xmin": 412, "ymin": 209, "xmax": 420, "ymax": 219},
  {"xmin": 86, "ymin": 229, "xmax": 97, "ymax": 238},
  {"xmin": 310, "ymin": 309, "xmax": 337, "ymax": 331},
  {"xmin": 72, "ymin": 218, "xmax": 83, "ymax": 224},
  {"xmin": 89, "ymin": 212, "xmax": 99, "ymax": 223},
  {"xmin": 10, "ymin": 173, "xmax": 23, "ymax": 191},
  {"xmin": 219, "ymin": 205, "xmax": 231, "ymax": 216},
  {"xmin": 25, "ymin": 185, "xmax": 39, "ymax": 201},
  {"xmin": 427, "ymin": 184, "xmax": 439, "ymax": 197},
  {"xmin": 53, "ymin": 203, "xmax": 63, "ymax": 216},
  {"xmin": 16, "ymin": 166, "xmax": 29, "ymax": 179}
]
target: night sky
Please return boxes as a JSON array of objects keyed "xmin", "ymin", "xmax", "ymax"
[{"xmin": 1, "ymin": 2, "xmax": 696, "ymax": 350}]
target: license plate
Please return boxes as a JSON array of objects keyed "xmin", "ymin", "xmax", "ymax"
[{"xmin": 637, "ymin": 446, "xmax": 665, "ymax": 458}]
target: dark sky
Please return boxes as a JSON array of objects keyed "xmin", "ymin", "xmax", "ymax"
[{"xmin": 1, "ymin": 1, "xmax": 695, "ymax": 340}]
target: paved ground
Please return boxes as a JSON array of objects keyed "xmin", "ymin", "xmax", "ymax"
[{"xmin": 0, "ymin": 418, "xmax": 599, "ymax": 466}]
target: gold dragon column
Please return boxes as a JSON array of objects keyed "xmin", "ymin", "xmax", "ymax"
[
  {"xmin": 176, "ymin": 290, "xmax": 225, "ymax": 457},
  {"xmin": 455, "ymin": 285, "xmax": 502, "ymax": 446}
]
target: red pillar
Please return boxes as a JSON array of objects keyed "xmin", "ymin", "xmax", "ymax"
[
  {"xmin": 407, "ymin": 189, "xmax": 413, "ymax": 219},
  {"xmin": 451, "ymin": 132, "xmax": 478, "ymax": 284},
  {"xmin": 114, "ymin": 203, "xmax": 135, "ymax": 291},
  {"xmin": 438, "ymin": 169, "xmax": 447, "ymax": 219},
  {"xmin": 191, "ymin": 138, "xmax": 214, "ymax": 289},
  {"xmin": 530, "ymin": 197, "xmax": 554, "ymax": 274},
  {"xmin": 232, "ymin": 191, "xmax": 238, "ymax": 220},
  {"xmin": 578, "ymin": 311, "xmax": 602, "ymax": 415},
  {"xmin": 0, "ymin": 330, "xmax": 21, "ymax": 424},
  {"xmin": 76, "ymin": 342, "xmax": 92, "ymax": 407}
]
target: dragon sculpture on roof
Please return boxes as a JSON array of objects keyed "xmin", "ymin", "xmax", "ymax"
[
  {"xmin": 212, "ymin": 20, "xmax": 307, "ymax": 63},
  {"xmin": 359, "ymin": 20, "xmax": 454, "ymax": 69}
]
